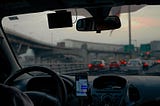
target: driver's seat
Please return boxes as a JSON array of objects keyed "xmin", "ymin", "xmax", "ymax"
[{"xmin": 0, "ymin": 84, "xmax": 34, "ymax": 106}]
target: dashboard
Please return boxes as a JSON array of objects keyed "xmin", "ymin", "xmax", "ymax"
[
  {"xmin": 13, "ymin": 74, "xmax": 160, "ymax": 106},
  {"xmin": 91, "ymin": 75, "xmax": 127, "ymax": 106}
]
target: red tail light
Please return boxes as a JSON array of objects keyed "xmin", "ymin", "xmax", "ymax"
[
  {"xmin": 157, "ymin": 60, "xmax": 160, "ymax": 63},
  {"xmin": 99, "ymin": 64, "xmax": 104, "ymax": 67},
  {"xmin": 143, "ymin": 63, "xmax": 148, "ymax": 66},
  {"xmin": 88, "ymin": 64, "xmax": 92, "ymax": 68}
]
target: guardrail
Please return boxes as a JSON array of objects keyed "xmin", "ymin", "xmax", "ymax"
[{"xmin": 23, "ymin": 63, "xmax": 88, "ymax": 74}]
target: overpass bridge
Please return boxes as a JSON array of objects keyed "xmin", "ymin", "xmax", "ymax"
[
  {"xmin": 6, "ymin": 31, "xmax": 129, "ymax": 63},
  {"xmin": 7, "ymin": 32, "xmax": 83, "ymax": 56}
]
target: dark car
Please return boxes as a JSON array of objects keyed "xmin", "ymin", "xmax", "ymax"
[
  {"xmin": 119, "ymin": 59, "xmax": 127, "ymax": 66},
  {"xmin": 88, "ymin": 60, "xmax": 107, "ymax": 71},
  {"xmin": 142, "ymin": 62, "xmax": 149, "ymax": 71},
  {"xmin": 109, "ymin": 61, "xmax": 120, "ymax": 71},
  {"xmin": 142, "ymin": 60, "xmax": 149, "ymax": 71}
]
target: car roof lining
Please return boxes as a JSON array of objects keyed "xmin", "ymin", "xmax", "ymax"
[{"xmin": 0, "ymin": 0, "xmax": 160, "ymax": 17}]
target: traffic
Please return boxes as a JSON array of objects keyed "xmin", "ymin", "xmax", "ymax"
[{"xmin": 88, "ymin": 59, "xmax": 159, "ymax": 71}]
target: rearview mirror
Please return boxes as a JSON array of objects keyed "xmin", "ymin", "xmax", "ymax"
[{"xmin": 76, "ymin": 16, "xmax": 121, "ymax": 31}]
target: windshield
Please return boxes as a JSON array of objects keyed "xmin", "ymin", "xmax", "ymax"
[{"xmin": 2, "ymin": 5, "xmax": 160, "ymax": 76}]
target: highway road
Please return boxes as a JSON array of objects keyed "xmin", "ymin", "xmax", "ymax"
[
  {"xmin": 65, "ymin": 64, "xmax": 160, "ymax": 76},
  {"xmin": 22, "ymin": 62, "xmax": 160, "ymax": 77}
]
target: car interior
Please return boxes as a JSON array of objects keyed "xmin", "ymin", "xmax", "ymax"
[{"xmin": 1, "ymin": 0, "xmax": 160, "ymax": 106}]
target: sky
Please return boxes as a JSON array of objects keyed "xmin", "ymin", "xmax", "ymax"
[{"xmin": 2, "ymin": 5, "xmax": 160, "ymax": 47}]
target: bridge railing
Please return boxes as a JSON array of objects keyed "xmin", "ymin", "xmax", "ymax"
[{"xmin": 22, "ymin": 63, "xmax": 88, "ymax": 74}]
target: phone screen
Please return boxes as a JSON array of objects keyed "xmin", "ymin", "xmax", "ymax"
[{"xmin": 75, "ymin": 73, "xmax": 88, "ymax": 97}]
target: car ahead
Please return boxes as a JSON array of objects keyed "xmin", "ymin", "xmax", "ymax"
[
  {"xmin": 142, "ymin": 60, "xmax": 149, "ymax": 71},
  {"xmin": 155, "ymin": 59, "xmax": 160, "ymax": 64},
  {"xmin": 109, "ymin": 61, "xmax": 120, "ymax": 71},
  {"xmin": 142, "ymin": 59, "xmax": 155, "ymax": 70},
  {"xmin": 88, "ymin": 60, "xmax": 107, "ymax": 71},
  {"xmin": 127, "ymin": 59, "xmax": 143, "ymax": 72},
  {"xmin": 1, "ymin": 0, "xmax": 160, "ymax": 106},
  {"xmin": 119, "ymin": 59, "xmax": 127, "ymax": 66},
  {"xmin": 147, "ymin": 60, "xmax": 154, "ymax": 67}
]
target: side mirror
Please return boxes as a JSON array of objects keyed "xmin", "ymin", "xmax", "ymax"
[{"xmin": 76, "ymin": 16, "xmax": 121, "ymax": 31}]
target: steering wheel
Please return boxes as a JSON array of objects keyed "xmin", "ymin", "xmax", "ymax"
[{"xmin": 4, "ymin": 66, "xmax": 67, "ymax": 106}]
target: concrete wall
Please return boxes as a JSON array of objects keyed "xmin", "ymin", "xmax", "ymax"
[{"xmin": 63, "ymin": 39, "xmax": 124, "ymax": 51}]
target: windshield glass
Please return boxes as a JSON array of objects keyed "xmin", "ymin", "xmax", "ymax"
[{"xmin": 2, "ymin": 5, "xmax": 160, "ymax": 76}]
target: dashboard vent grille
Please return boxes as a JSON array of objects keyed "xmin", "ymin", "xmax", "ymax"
[{"xmin": 129, "ymin": 85, "xmax": 140, "ymax": 102}]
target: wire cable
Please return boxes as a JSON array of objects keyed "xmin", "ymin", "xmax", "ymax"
[{"xmin": 72, "ymin": 8, "xmax": 78, "ymax": 24}]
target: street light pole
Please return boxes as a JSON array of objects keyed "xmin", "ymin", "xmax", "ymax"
[
  {"xmin": 134, "ymin": 40, "xmax": 138, "ymax": 57},
  {"xmin": 132, "ymin": 40, "xmax": 137, "ymax": 48},
  {"xmin": 128, "ymin": 5, "xmax": 132, "ymax": 59},
  {"xmin": 132, "ymin": 40, "xmax": 138, "ymax": 57},
  {"xmin": 134, "ymin": 40, "xmax": 137, "ymax": 52},
  {"xmin": 135, "ymin": 40, "xmax": 137, "ymax": 48}
]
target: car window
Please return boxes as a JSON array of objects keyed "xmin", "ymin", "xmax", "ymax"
[
  {"xmin": 128, "ymin": 60, "xmax": 139, "ymax": 63},
  {"xmin": 111, "ymin": 62, "xmax": 117, "ymax": 64},
  {"xmin": 91, "ymin": 61, "xmax": 102, "ymax": 64}
]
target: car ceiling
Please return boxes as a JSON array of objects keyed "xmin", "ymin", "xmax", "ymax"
[{"xmin": 0, "ymin": 0, "xmax": 160, "ymax": 17}]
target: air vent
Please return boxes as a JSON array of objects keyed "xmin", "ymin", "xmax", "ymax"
[{"xmin": 129, "ymin": 85, "xmax": 140, "ymax": 102}]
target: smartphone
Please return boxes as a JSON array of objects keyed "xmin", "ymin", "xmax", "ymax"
[{"xmin": 75, "ymin": 73, "xmax": 88, "ymax": 97}]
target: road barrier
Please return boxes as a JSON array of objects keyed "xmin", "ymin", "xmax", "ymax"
[{"xmin": 23, "ymin": 63, "xmax": 88, "ymax": 74}]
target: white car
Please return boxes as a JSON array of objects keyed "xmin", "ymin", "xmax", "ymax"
[{"xmin": 127, "ymin": 59, "xmax": 143, "ymax": 72}]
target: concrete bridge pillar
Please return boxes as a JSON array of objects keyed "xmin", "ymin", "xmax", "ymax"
[
  {"xmin": 81, "ymin": 49, "xmax": 88, "ymax": 63},
  {"xmin": 85, "ymin": 52, "xmax": 99, "ymax": 63},
  {"xmin": 81, "ymin": 43, "xmax": 88, "ymax": 63}
]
